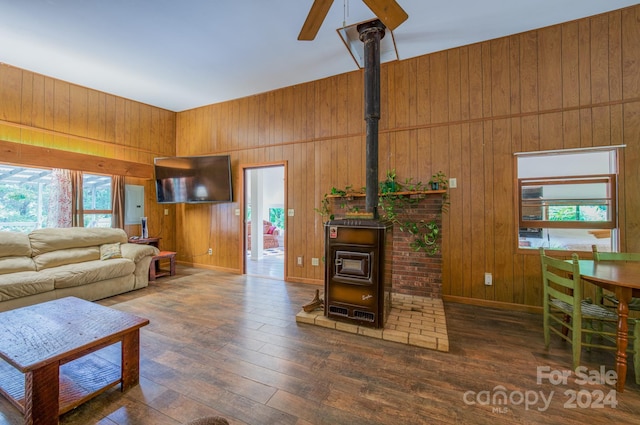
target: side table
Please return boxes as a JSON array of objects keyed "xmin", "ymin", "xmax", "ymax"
[
  {"xmin": 128, "ymin": 237, "xmax": 160, "ymax": 248},
  {"xmin": 149, "ymin": 251, "xmax": 177, "ymax": 281}
]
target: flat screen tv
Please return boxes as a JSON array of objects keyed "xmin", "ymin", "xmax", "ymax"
[{"xmin": 154, "ymin": 155, "xmax": 233, "ymax": 204}]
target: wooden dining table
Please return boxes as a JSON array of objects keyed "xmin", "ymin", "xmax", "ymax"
[{"xmin": 577, "ymin": 259, "xmax": 640, "ymax": 393}]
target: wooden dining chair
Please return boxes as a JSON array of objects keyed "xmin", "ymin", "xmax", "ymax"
[
  {"xmin": 540, "ymin": 248, "xmax": 640, "ymax": 382},
  {"xmin": 591, "ymin": 245, "xmax": 640, "ymax": 311}
]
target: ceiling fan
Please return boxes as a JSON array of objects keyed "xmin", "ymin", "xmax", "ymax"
[{"xmin": 298, "ymin": 0, "xmax": 408, "ymax": 41}]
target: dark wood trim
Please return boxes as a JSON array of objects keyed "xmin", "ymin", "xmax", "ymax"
[
  {"xmin": 443, "ymin": 294, "xmax": 543, "ymax": 314},
  {"xmin": 0, "ymin": 139, "xmax": 153, "ymax": 179},
  {"xmin": 176, "ymin": 261, "xmax": 242, "ymax": 275},
  {"xmin": 326, "ymin": 190, "xmax": 447, "ymax": 198}
]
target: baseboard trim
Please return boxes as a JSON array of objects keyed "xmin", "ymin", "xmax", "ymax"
[
  {"xmin": 177, "ymin": 261, "xmax": 241, "ymax": 275},
  {"xmin": 286, "ymin": 276, "xmax": 323, "ymax": 285},
  {"xmin": 442, "ymin": 295, "xmax": 542, "ymax": 314},
  {"xmin": 180, "ymin": 261, "xmax": 324, "ymax": 284}
]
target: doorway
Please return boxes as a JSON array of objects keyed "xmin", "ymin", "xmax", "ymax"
[{"xmin": 243, "ymin": 165, "xmax": 285, "ymax": 279}]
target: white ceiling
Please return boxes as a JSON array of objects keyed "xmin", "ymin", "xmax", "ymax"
[{"xmin": 0, "ymin": 0, "xmax": 636, "ymax": 112}]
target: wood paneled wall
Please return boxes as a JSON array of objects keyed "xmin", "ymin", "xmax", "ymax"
[
  {"xmin": 1, "ymin": 6, "xmax": 637, "ymax": 308},
  {"xmin": 175, "ymin": 6, "xmax": 640, "ymax": 308},
  {"xmin": 0, "ymin": 64, "xmax": 177, "ymax": 248}
]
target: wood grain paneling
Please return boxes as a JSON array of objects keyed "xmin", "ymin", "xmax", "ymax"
[
  {"xmin": 3, "ymin": 6, "xmax": 639, "ymax": 308},
  {"xmin": 622, "ymin": 6, "xmax": 640, "ymax": 98},
  {"xmin": 0, "ymin": 64, "xmax": 176, "ymax": 249},
  {"xmin": 173, "ymin": 5, "xmax": 640, "ymax": 306}
]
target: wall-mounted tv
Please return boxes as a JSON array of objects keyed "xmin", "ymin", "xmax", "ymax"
[{"xmin": 154, "ymin": 155, "xmax": 233, "ymax": 204}]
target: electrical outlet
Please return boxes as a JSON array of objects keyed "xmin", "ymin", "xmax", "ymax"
[
  {"xmin": 311, "ymin": 258, "xmax": 319, "ymax": 266},
  {"xmin": 164, "ymin": 208, "xmax": 169, "ymax": 216},
  {"xmin": 449, "ymin": 178, "xmax": 457, "ymax": 188},
  {"xmin": 208, "ymin": 248, "xmax": 213, "ymax": 255},
  {"xmin": 297, "ymin": 256, "xmax": 303, "ymax": 267},
  {"xmin": 484, "ymin": 272, "xmax": 492, "ymax": 286},
  {"xmin": 288, "ymin": 209, "xmax": 295, "ymax": 217}
]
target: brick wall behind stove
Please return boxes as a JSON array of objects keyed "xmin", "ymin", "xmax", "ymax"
[{"xmin": 328, "ymin": 194, "xmax": 444, "ymax": 298}]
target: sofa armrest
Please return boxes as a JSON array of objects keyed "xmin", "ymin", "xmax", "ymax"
[
  {"xmin": 120, "ymin": 243, "xmax": 159, "ymax": 289},
  {"xmin": 120, "ymin": 243, "xmax": 159, "ymax": 263}
]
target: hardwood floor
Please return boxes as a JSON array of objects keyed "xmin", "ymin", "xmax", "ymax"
[
  {"xmin": 246, "ymin": 249, "xmax": 284, "ymax": 279},
  {"xmin": 1, "ymin": 266, "xmax": 639, "ymax": 424}
]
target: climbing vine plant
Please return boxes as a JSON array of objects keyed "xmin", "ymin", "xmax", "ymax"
[{"xmin": 315, "ymin": 170, "xmax": 449, "ymax": 256}]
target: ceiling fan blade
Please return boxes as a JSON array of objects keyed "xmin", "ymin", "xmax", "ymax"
[
  {"xmin": 298, "ymin": 0, "xmax": 334, "ymax": 41},
  {"xmin": 362, "ymin": 0, "xmax": 408, "ymax": 31}
]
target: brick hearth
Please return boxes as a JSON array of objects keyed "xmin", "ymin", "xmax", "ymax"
[{"xmin": 296, "ymin": 293, "xmax": 449, "ymax": 352}]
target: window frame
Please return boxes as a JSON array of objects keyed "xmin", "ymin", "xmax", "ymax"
[
  {"xmin": 514, "ymin": 147, "xmax": 620, "ymax": 253},
  {"xmin": 81, "ymin": 173, "xmax": 113, "ymax": 228},
  {"xmin": 518, "ymin": 174, "xmax": 617, "ymax": 230}
]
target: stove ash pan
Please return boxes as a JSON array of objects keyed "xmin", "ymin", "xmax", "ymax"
[{"xmin": 324, "ymin": 219, "xmax": 392, "ymax": 328}]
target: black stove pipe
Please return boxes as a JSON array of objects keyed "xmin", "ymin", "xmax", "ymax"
[{"xmin": 358, "ymin": 20, "xmax": 385, "ymax": 219}]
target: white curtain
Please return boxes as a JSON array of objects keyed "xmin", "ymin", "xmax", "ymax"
[{"xmin": 46, "ymin": 169, "xmax": 73, "ymax": 228}]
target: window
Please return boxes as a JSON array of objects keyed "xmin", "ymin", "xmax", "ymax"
[
  {"xmin": 0, "ymin": 164, "xmax": 51, "ymax": 232},
  {"xmin": 519, "ymin": 175, "xmax": 616, "ymax": 229},
  {"xmin": 269, "ymin": 207, "xmax": 285, "ymax": 230},
  {"xmin": 0, "ymin": 165, "xmax": 113, "ymax": 232},
  {"xmin": 516, "ymin": 149, "xmax": 618, "ymax": 252},
  {"xmin": 82, "ymin": 173, "xmax": 112, "ymax": 228}
]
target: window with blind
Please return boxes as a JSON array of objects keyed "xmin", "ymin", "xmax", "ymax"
[{"xmin": 516, "ymin": 148, "xmax": 619, "ymax": 252}]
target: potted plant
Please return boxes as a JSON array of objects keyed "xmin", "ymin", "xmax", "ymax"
[
  {"xmin": 429, "ymin": 171, "xmax": 448, "ymax": 191},
  {"xmin": 317, "ymin": 169, "xmax": 449, "ymax": 256},
  {"xmin": 380, "ymin": 169, "xmax": 399, "ymax": 194}
]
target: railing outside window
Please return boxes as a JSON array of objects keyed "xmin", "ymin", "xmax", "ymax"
[
  {"xmin": 0, "ymin": 165, "xmax": 113, "ymax": 232},
  {"xmin": 515, "ymin": 147, "xmax": 619, "ymax": 252},
  {"xmin": 518, "ymin": 174, "xmax": 616, "ymax": 230},
  {"xmin": 82, "ymin": 173, "xmax": 112, "ymax": 227}
]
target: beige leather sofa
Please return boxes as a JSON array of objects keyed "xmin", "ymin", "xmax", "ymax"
[{"xmin": 0, "ymin": 227, "xmax": 159, "ymax": 312}]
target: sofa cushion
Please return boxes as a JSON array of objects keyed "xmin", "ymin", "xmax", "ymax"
[
  {"xmin": 29, "ymin": 227, "xmax": 128, "ymax": 256},
  {"xmin": 0, "ymin": 271, "xmax": 55, "ymax": 301},
  {"xmin": 34, "ymin": 247, "xmax": 100, "ymax": 271},
  {"xmin": 42, "ymin": 258, "xmax": 136, "ymax": 290},
  {"xmin": 0, "ymin": 231, "xmax": 32, "ymax": 258},
  {"xmin": 0, "ymin": 256, "xmax": 37, "ymax": 275},
  {"xmin": 100, "ymin": 243, "xmax": 122, "ymax": 260},
  {"xmin": 120, "ymin": 243, "xmax": 158, "ymax": 262}
]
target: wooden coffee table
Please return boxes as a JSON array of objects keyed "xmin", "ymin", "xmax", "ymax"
[{"xmin": 0, "ymin": 297, "xmax": 149, "ymax": 424}]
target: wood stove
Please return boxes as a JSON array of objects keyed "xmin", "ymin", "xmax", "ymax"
[
  {"xmin": 324, "ymin": 219, "xmax": 392, "ymax": 328},
  {"xmin": 323, "ymin": 20, "xmax": 391, "ymax": 328}
]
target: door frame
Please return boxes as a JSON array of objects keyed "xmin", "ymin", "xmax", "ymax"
[{"xmin": 240, "ymin": 160, "xmax": 288, "ymax": 279}]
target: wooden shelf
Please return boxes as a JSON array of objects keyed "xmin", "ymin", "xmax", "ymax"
[
  {"xmin": 59, "ymin": 352, "xmax": 121, "ymax": 414},
  {"xmin": 0, "ymin": 348, "xmax": 121, "ymax": 415},
  {"xmin": 0, "ymin": 358, "xmax": 25, "ymax": 413},
  {"xmin": 326, "ymin": 190, "xmax": 446, "ymax": 199}
]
